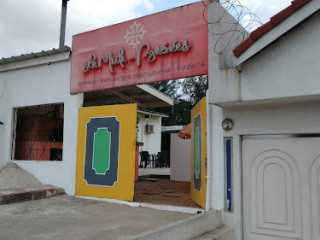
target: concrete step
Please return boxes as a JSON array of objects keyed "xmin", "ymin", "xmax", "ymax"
[
  {"xmin": 0, "ymin": 186, "xmax": 65, "ymax": 205},
  {"xmin": 120, "ymin": 210, "xmax": 221, "ymax": 240},
  {"xmin": 192, "ymin": 226, "xmax": 235, "ymax": 240}
]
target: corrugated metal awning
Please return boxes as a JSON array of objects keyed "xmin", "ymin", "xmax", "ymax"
[{"xmin": 0, "ymin": 46, "xmax": 71, "ymax": 65}]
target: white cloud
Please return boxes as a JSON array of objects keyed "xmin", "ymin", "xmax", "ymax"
[
  {"xmin": 0, "ymin": 0, "xmax": 61, "ymax": 57},
  {"xmin": 0, "ymin": 0, "xmax": 156, "ymax": 58},
  {"xmin": 143, "ymin": 0, "xmax": 155, "ymax": 12},
  {"xmin": 239, "ymin": 0, "xmax": 292, "ymax": 23},
  {"xmin": 0, "ymin": 0, "xmax": 293, "ymax": 58}
]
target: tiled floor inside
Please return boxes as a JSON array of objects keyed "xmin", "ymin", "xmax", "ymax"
[{"xmin": 134, "ymin": 175, "xmax": 200, "ymax": 208}]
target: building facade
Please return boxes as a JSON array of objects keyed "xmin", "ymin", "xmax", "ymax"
[
  {"xmin": 208, "ymin": 0, "xmax": 320, "ymax": 239},
  {"xmin": 0, "ymin": 48, "xmax": 83, "ymax": 195},
  {"xmin": 1, "ymin": 0, "xmax": 319, "ymax": 238}
]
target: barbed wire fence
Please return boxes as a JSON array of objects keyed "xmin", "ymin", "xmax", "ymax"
[{"xmin": 202, "ymin": 0, "xmax": 263, "ymax": 54}]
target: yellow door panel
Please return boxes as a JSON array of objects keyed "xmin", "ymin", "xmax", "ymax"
[
  {"xmin": 191, "ymin": 97, "xmax": 206, "ymax": 209},
  {"xmin": 75, "ymin": 104, "xmax": 137, "ymax": 201}
]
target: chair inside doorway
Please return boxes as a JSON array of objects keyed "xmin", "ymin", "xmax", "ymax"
[
  {"xmin": 139, "ymin": 151, "xmax": 170, "ymax": 168},
  {"xmin": 135, "ymin": 147, "xmax": 199, "ymax": 208}
]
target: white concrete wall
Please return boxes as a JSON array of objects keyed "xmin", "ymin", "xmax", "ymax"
[
  {"xmin": 207, "ymin": 1, "xmax": 246, "ymax": 212},
  {"xmin": 170, "ymin": 133, "xmax": 190, "ymax": 182},
  {"xmin": 137, "ymin": 113, "xmax": 162, "ymax": 155},
  {"xmin": 209, "ymin": 10, "xmax": 320, "ymax": 105},
  {"xmin": 221, "ymin": 100, "xmax": 320, "ymax": 240},
  {"xmin": 0, "ymin": 53, "xmax": 83, "ymax": 195},
  {"xmin": 240, "ymin": 11, "xmax": 320, "ymax": 102},
  {"xmin": 0, "ymin": 79, "xmax": 8, "ymax": 166},
  {"xmin": 208, "ymin": 5, "xmax": 320, "ymax": 240}
]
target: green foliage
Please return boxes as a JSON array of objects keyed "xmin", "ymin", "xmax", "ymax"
[
  {"xmin": 150, "ymin": 75, "xmax": 208, "ymax": 126},
  {"xmin": 136, "ymin": 115, "xmax": 141, "ymax": 125},
  {"xmin": 180, "ymin": 75, "xmax": 208, "ymax": 105},
  {"xmin": 136, "ymin": 115, "xmax": 141, "ymax": 139},
  {"xmin": 149, "ymin": 80, "xmax": 180, "ymax": 99}
]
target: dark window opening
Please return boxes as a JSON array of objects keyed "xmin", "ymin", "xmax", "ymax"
[
  {"xmin": 50, "ymin": 148, "xmax": 63, "ymax": 161},
  {"xmin": 12, "ymin": 104, "xmax": 64, "ymax": 161}
]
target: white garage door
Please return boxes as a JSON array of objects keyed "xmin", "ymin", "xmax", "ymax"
[{"xmin": 242, "ymin": 137, "xmax": 320, "ymax": 240}]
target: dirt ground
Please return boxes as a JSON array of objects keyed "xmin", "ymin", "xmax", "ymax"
[{"xmin": 134, "ymin": 177, "xmax": 200, "ymax": 208}]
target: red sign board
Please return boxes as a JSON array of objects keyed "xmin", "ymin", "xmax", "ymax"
[{"xmin": 70, "ymin": 2, "xmax": 208, "ymax": 94}]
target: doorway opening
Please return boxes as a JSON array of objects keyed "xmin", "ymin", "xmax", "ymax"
[
  {"xmin": 134, "ymin": 76, "xmax": 207, "ymax": 209},
  {"xmin": 81, "ymin": 75, "xmax": 207, "ymax": 209}
]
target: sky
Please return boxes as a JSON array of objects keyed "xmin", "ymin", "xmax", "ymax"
[{"xmin": 0, "ymin": 0, "xmax": 292, "ymax": 58}]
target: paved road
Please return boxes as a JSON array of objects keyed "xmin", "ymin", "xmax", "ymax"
[{"xmin": 0, "ymin": 195, "xmax": 191, "ymax": 240}]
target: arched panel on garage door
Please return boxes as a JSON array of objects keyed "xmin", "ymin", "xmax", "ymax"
[
  {"xmin": 243, "ymin": 137, "xmax": 320, "ymax": 240},
  {"xmin": 250, "ymin": 150, "xmax": 302, "ymax": 238},
  {"xmin": 311, "ymin": 155, "xmax": 320, "ymax": 239}
]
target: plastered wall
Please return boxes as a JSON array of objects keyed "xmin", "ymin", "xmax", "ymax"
[
  {"xmin": 137, "ymin": 113, "xmax": 162, "ymax": 155},
  {"xmin": 170, "ymin": 133, "xmax": 191, "ymax": 182},
  {"xmin": 0, "ymin": 54, "xmax": 83, "ymax": 195},
  {"xmin": 208, "ymin": 6, "xmax": 320, "ymax": 240}
]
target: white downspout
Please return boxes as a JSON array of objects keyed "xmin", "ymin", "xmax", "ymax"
[
  {"xmin": 211, "ymin": 105, "xmax": 224, "ymax": 210},
  {"xmin": 206, "ymin": 98, "xmax": 224, "ymax": 211}
]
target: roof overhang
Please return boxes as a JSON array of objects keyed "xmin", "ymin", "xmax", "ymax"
[
  {"xmin": 0, "ymin": 47, "xmax": 71, "ymax": 72},
  {"xmin": 234, "ymin": 0, "xmax": 320, "ymax": 66},
  {"xmin": 137, "ymin": 109, "xmax": 169, "ymax": 118},
  {"xmin": 83, "ymin": 84, "xmax": 174, "ymax": 109},
  {"xmin": 161, "ymin": 125, "xmax": 184, "ymax": 132}
]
